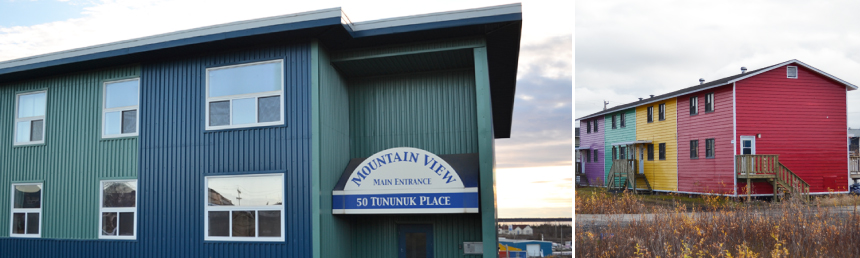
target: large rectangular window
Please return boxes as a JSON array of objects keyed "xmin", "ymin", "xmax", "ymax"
[
  {"xmin": 658, "ymin": 104, "xmax": 666, "ymax": 121},
  {"xmin": 206, "ymin": 60, "xmax": 284, "ymax": 130},
  {"xmin": 706, "ymin": 138, "xmax": 715, "ymax": 158},
  {"xmin": 690, "ymin": 97, "xmax": 698, "ymax": 115},
  {"xmin": 647, "ymin": 106, "xmax": 654, "ymax": 123},
  {"xmin": 690, "ymin": 140, "xmax": 699, "ymax": 159},
  {"xmin": 100, "ymin": 180, "xmax": 137, "ymax": 239},
  {"xmin": 11, "ymin": 183, "xmax": 42, "ymax": 238},
  {"xmin": 14, "ymin": 91, "xmax": 47, "ymax": 145},
  {"xmin": 659, "ymin": 143, "xmax": 666, "ymax": 160},
  {"xmin": 103, "ymin": 79, "xmax": 139, "ymax": 138},
  {"xmin": 705, "ymin": 93, "xmax": 714, "ymax": 112},
  {"xmin": 205, "ymin": 173, "xmax": 284, "ymax": 241},
  {"xmin": 647, "ymin": 144, "xmax": 654, "ymax": 161}
]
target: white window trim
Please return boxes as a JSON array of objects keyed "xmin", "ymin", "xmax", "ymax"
[
  {"xmin": 205, "ymin": 59, "xmax": 286, "ymax": 131},
  {"xmin": 787, "ymin": 66, "xmax": 798, "ymax": 79},
  {"xmin": 102, "ymin": 78, "xmax": 140, "ymax": 139},
  {"xmin": 204, "ymin": 173, "xmax": 285, "ymax": 242},
  {"xmin": 10, "ymin": 183, "xmax": 42, "ymax": 238},
  {"xmin": 98, "ymin": 180, "xmax": 138, "ymax": 240},
  {"xmin": 13, "ymin": 91, "xmax": 47, "ymax": 146},
  {"xmin": 691, "ymin": 97, "xmax": 698, "ymax": 115}
]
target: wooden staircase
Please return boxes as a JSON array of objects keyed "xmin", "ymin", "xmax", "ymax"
[
  {"xmin": 606, "ymin": 159, "xmax": 652, "ymax": 194},
  {"xmin": 736, "ymin": 155, "xmax": 810, "ymax": 202}
]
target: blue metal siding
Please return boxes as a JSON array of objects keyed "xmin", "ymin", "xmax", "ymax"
[{"xmin": 137, "ymin": 41, "xmax": 312, "ymax": 257}]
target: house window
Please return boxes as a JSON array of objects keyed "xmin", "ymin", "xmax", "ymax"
[
  {"xmin": 705, "ymin": 93, "xmax": 714, "ymax": 112},
  {"xmin": 611, "ymin": 115, "xmax": 617, "ymax": 129},
  {"xmin": 586, "ymin": 121, "xmax": 591, "ymax": 134},
  {"xmin": 619, "ymin": 147, "xmax": 626, "ymax": 160},
  {"xmin": 205, "ymin": 173, "xmax": 284, "ymax": 241},
  {"xmin": 612, "ymin": 147, "xmax": 617, "ymax": 160},
  {"xmin": 647, "ymin": 144, "xmax": 654, "ymax": 161},
  {"xmin": 103, "ymin": 79, "xmax": 139, "ymax": 138},
  {"xmin": 647, "ymin": 106, "xmax": 654, "ymax": 123},
  {"xmin": 658, "ymin": 104, "xmax": 666, "ymax": 121},
  {"xmin": 620, "ymin": 114, "xmax": 626, "ymax": 128},
  {"xmin": 593, "ymin": 150, "xmax": 598, "ymax": 162},
  {"xmin": 206, "ymin": 60, "xmax": 284, "ymax": 130},
  {"xmin": 100, "ymin": 180, "xmax": 137, "ymax": 239},
  {"xmin": 593, "ymin": 119, "xmax": 598, "ymax": 132},
  {"xmin": 706, "ymin": 138, "xmax": 715, "ymax": 158},
  {"xmin": 11, "ymin": 183, "xmax": 42, "ymax": 238},
  {"xmin": 690, "ymin": 97, "xmax": 698, "ymax": 115},
  {"xmin": 787, "ymin": 66, "xmax": 798, "ymax": 79},
  {"xmin": 14, "ymin": 91, "xmax": 47, "ymax": 145},
  {"xmin": 690, "ymin": 140, "xmax": 699, "ymax": 159},
  {"xmin": 659, "ymin": 143, "xmax": 666, "ymax": 160},
  {"xmin": 585, "ymin": 151, "xmax": 590, "ymax": 163}
]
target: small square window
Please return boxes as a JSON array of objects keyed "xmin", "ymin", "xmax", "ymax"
[
  {"xmin": 103, "ymin": 79, "xmax": 139, "ymax": 138},
  {"xmin": 14, "ymin": 91, "xmax": 47, "ymax": 145},
  {"xmin": 787, "ymin": 66, "xmax": 798, "ymax": 79},
  {"xmin": 206, "ymin": 60, "xmax": 285, "ymax": 130},
  {"xmin": 11, "ymin": 183, "xmax": 42, "ymax": 238},
  {"xmin": 100, "ymin": 180, "xmax": 137, "ymax": 239}
]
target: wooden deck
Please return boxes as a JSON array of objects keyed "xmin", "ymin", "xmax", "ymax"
[
  {"xmin": 606, "ymin": 159, "xmax": 652, "ymax": 194},
  {"xmin": 851, "ymin": 156, "xmax": 859, "ymax": 179},
  {"xmin": 736, "ymin": 155, "xmax": 809, "ymax": 202}
]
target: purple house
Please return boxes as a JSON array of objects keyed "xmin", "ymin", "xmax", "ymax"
[{"xmin": 577, "ymin": 117, "xmax": 604, "ymax": 185}]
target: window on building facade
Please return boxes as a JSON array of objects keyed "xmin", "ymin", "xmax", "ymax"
[
  {"xmin": 706, "ymin": 138, "xmax": 715, "ymax": 158},
  {"xmin": 593, "ymin": 149, "xmax": 598, "ymax": 162},
  {"xmin": 205, "ymin": 173, "xmax": 284, "ymax": 241},
  {"xmin": 206, "ymin": 60, "xmax": 284, "ymax": 130},
  {"xmin": 620, "ymin": 113, "xmax": 625, "ymax": 128},
  {"xmin": 647, "ymin": 144, "xmax": 654, "ymax": 161},
  {"xmin": 787, "ymin": 66, "xmax": 798, "ymax": 79},
  {"xmin": 14, "ymin": 91, "xmax": 47, "ymax": 145},
  {"xmin": 647, "ymin": 106, "xmax": 653, "ymax": 123},
  {"xmin": 612, "ymin": 146, "xmax": 617, "ymax": 160},
  {"xmin": 690, "ymin": 140, "xmax": 698, "ymax": 159},
  {"xmin": 705, "ymin": 93, "xmax": 714, "ymax": 112},
  {"xmin": 586, "ymin": 120, "xmax": 591, "ymax": 134},
  {"xmin": 100, "ymin": 180, "xmax": 137, "ymax": 239},
  {"xmin": 611, "ymin": 115, "xmax": 616, "ymax": 129},
  {"xmin": 103, "ymin": 79, "xmax": 140, "ymax": 138},
  {"xmin": 619, "ymin": 146, "xmax": 626, "ymax": 160},
  {"xmin": 593, "ymin": 119, "xmax": 598, "ymax": 132},
  {"xmin": 659, "ymin": 143, "xmax": 666, "ymax": 160},
  {"xmin": 11, "ymin": 183, "xmax": 42, "ymax": 238},
  {"xmin": 690, "ymin": 97, "xmax": 698, "ymax": 115},
  {"xmin": 585, "ymin": 151, "xmax": 590, "ymax": 163},
  {"xmin": 658, "ymin": 104, "xmax": 666, "ymax": 121}
]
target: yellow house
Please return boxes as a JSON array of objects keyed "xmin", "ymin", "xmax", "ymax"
[{"xmin": 636, "ymin": 98, "xmax": 677, "ymax": 191}]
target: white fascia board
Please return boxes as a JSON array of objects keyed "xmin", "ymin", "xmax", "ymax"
[
  {"xmin": 350, "ymin": 3, "xmax": 521, "ymax": 31},
  {"xmin": 726, "ymin": 59, "xmax": 859, "ymax": 90},
  {"xmin": 0, "ymin": 8, "xmax": 343, "ymax": 70}
]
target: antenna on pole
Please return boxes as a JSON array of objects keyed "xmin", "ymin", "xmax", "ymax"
[{"xmin": 236, "ymin": 189, "xmax": 242, "ymax": 206}]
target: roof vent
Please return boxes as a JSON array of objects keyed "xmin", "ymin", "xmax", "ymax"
[
  {"xmin": 638, "ymin": 98, "xmax": 643, "ymax": 101},
  {"xmin": 741, "ymin": 67, "xmax": 747, "ymax": 74},
  {"xmin": 649, "ymin": 95, "xmax": 654, "ymax": 98},
  {"xmin": 699, "ymin": 78, "xmax": 705, "ymax": 85}
]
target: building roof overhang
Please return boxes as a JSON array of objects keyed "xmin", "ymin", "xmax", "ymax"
[{"xmin": 0, "ymin": 4, "xmax": 522, "ymax": 138}]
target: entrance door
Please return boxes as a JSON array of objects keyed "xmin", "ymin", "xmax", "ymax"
[
  {"xmin": 741, "ymin": 136, "xmax": 756, "ymax": 155},
  {"xmin": 639, "ymin": 146, "xmax": 644, "ymax": 174},
  {"xmin": 398, "ymin": 224, "xmax": 434, "ymax": 258}
]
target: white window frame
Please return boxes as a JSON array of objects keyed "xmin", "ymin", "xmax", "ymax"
[
  {"xmin": 14, "ymin": 91, "xmax": 47, "ymax": 146},
  {"xmin": 705, "ymin": 93, "xmax": 715, "ymax": 112},
  {"xmin": 102, "ymin": 78, "xmax": 140, "ymax": 139},
  {"xmin": 98, "ymin": 180, "xmax": 138, "ymax": 240},
  {"xmin": 205, "ymin": 60, "xmax": 285, "ymax": 130},
  {"xmin": 204, "ymin": 173, "xmax": 285, "ymax": 242},
  {"xmin": 10, "ymin": 183, "xmax": 42, "ymax": 238},
  {"xmin": 787, "ymin": 66, "xmax": 798, "ymax": 79}
]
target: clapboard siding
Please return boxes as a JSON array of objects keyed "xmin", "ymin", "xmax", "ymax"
[
  {"xmin": 579, "ymin": 117, "xmax": 604, "ymax": 185},
  {"xmin": 677, "ymin": 85, "xmax": 734, "ymax": 194},
  {"xmin": 603, "ymin": 109, "xmax": 636, "ymax": 181},
  {"xmin": 636, "ymin": 99, "xmax": 678, "ymax": 191},
  {"xmin": 736, "ymin": 64, "xmax": 849, "ymax": 193}
]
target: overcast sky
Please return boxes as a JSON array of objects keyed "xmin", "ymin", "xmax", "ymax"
[
  {"xmin": 0, "ymin": 0, "xmax": 573, "ymax": 218},
  {"xmin": 576, "ymin": 0, "xmax": 860, "ymax": 128}
]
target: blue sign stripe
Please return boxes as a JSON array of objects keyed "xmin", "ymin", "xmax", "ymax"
[{"xmin": 333, "ymin": 192, "xmax": 478, "ymax": 210}]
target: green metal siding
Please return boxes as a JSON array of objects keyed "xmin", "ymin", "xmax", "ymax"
[
  {"xmin": 348, "ymin": 70, "xmax": 478, "ymax": 157},
  {"xmin": 473, "ymin": 47, "xmax": 498, "ymax": 257},
  {"xmin": 316, "ymin": 43, "xmax": 353, "ymax": 258},
  {"xmin": 351, "ymin": 214, "xmax": 483, "ymax": 257},
  {"xmin": 604, "ymin": 109, "xmax": 637, "ymax": 181},
  {"xmin": 0, "ymin": 66, "xmax": 139, "ymax": 239}
]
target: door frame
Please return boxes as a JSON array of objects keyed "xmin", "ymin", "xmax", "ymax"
[
  {"xmin": 397, "ymin": 223, "xmax": 434, "ymax": 258},
  {"xmin": 740, "ymin": 136, "xmax": 756, "ymax": 155}
]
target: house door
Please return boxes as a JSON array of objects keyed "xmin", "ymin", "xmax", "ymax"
[
  {"xmin": 639, "ymin": 146, "xmax": 644, "ymax": 174},
  {"xmin": 741, "ymin": 136, "xmax": 756, "ymax": 155},
  {"xmin": 398, "ymin": 224, "xmax": 434, "ymax": 258}
]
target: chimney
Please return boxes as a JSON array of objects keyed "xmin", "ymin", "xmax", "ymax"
[
  {"xmin": 638, "ymin": 98, "xmax": 643, "ymax": 101},
  {"xmin": 603, "ymin": 100, "xmax": 609, "ymax": 110},
  {"xmin": 741, "ymin": 67, "xmax": 747, "ymax": 74},
  {"xmin": 649, "ymin": 95, "xmax": 654, "ymax": 98},
  {"xmin": 699, "ymin": 78, "xmax": 705, "ymax": 85}
]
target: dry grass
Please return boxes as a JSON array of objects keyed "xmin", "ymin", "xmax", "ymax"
[{"xmin": 576, "ymin": 188, "xmax": 860, "ymax": 257}]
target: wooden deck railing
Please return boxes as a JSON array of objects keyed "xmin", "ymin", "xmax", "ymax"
[
  {"xmin": 851, "ymin": 156, "xmax": 859, "ymax": 174},
  {"xmin": 606, "ymin": 159, "xmax": 638, "ymax": 189},
  {"xmin": 777, "ymin": 163, "xmax": 810, "ymax": 198},
  {"xmin": 736, "ymin": 155, "xmax": 780, "ymax": 176}
]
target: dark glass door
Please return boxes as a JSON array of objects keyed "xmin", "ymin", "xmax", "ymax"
[{"xmin": 398, "ymin": 224, "xmax": 434, "ymax": 258}]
